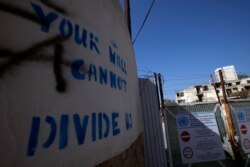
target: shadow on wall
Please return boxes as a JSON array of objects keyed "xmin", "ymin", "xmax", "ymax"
[
  {"xmin": 96, "ymin": 133, "xmax": 145, "ymax": 167},
  {"xmin": 0, "ymin": 1, "xmax": 70, "ymax": 92}
]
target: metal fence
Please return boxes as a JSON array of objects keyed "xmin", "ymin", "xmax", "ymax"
[
  {"xmin": 139, "ymin": 78, "xmax": 167, "ymax": 167},
  {"xmin": 164, "ymin": 102, "xmax": 236, "ymax": 167}
]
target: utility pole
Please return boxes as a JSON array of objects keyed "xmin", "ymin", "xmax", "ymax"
[
  {"xmin": 219, "ymin": 70, "xmax": 241, "ymax": 166},
  {"xmin": 158, "ymin": 73, "xmax": 165, "ymax": 112},
  {"xmin": 154, "ymin": 73, "xmax": 160, "ymax": 110},
  {"xmin": 124, "ymin": 0, "xmax": 132, "ymax": 37},
  {"xmin": 154, "ymin": 73, "xmax": 165, "ymax": 114}
]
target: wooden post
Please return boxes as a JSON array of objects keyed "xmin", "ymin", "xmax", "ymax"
[{"xmin": 219, "ymin": 70, "xmax": 241, "ymax": 166}]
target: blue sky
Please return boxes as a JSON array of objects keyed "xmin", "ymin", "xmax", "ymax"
[{"xmin": 125, "ymin": 0, "xmax": 250, "ymax": 100}]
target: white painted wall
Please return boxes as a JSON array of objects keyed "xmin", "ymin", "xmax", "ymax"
[{"xmin": 0, "ymin": 0, "xmax": 142, "ymax": 166}]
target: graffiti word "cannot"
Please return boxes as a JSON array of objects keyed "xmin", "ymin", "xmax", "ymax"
[
  {"xmin": 31, "ymin": 2, "xmax": 100, "ymax": 55},
  {"xmin": 71, "ymin": 59, "xmax": 127, "ymax": 92},
  {"xmin": 27, "ymin": 112, "xmax": 131, "ymax": 156}
]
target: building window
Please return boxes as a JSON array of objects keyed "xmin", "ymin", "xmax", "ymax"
[
  {"xmin": 245, "ymin": 86, "xmax": 250, "ymax": 90},
  {"xmin": 177, "ymin": 92, "xmax": 184, "ymax": 97},
  {"xmin": 203, "ymin": 86, "xmax": 208, "ymax": 91},
  {"xmin": 226, "ymin": 89, "xmax": 232, "ymax": 95},
  {"xmin": 233, "ymin": 88, "xmax": 238, "ymax": 91},
  {"xmin": 236, "ymin": 81, "xmax": 240, "ymax": 85},
  {"xmin": 247, "ymin": 80, "xmax": 250, "ymax": 84},
  {"xmin": 227, "ymin": 83, "xmax": 232, "ymax": 86},
  {"xmin": 178, "ymin": 100, "xmax": 185, "ymax": 103}
]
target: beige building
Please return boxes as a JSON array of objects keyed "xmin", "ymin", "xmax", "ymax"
[
  {"xmin": 176, "ymin": 84, "xmax": 220, "ymax": 104},
  {"xmin": 176, "ymin": 66, "xmax": 250, "ymax": 104}
]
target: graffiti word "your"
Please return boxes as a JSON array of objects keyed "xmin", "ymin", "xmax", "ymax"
[
  {"xmin": 27, "ymin": 112, "xmax": 132, "ymax": 156},
  {"xmin": 31, "ymin": 2, "xmax": 100, "ymax": 55}
]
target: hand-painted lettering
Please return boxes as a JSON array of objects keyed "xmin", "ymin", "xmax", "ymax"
[
  {"xmin": 71, "ymin": 59, "xmax": 127, "ymax": 92},
  {"xmin": 125, "ymin": 113, "xmax": 132, "ymax": 130},
  {"xmin": 110, "ymin": 71, "xmax": 117, "ymax": 89},
  {"xmin": 99, "ymin": 67, "xmax": 108, "ymax": 85},
  {"xmin": 71, "ymin": 60, "xmax": 85, "ymax": 80},
  {"xmin": 90, "ymin": 33, "xmax": 100, "ymax": 54},
  {"xmin": 27, "ymin": 117, "xmax": 40, "ymax": 156},
  {"xmin": 27, "ymin": 112, "xmax": 132, "ymax": 156},
  {"xmin": 43, "ymin": 116, "xmax": 57, "ymax": 148},
  {"xmin": 88, "ymin": 64, "xmax": 97, "ymax": 82},
  {"xmin": 31, "ymin": 2, "xmax": 100, "ymax": 55},
  {"xmin": 59, "ymin": 115, "xmax": 69, "ymax": 149},
  {"xmin": 31, "ymin": 2, "xmax": 59, "ymax": 33},
  {"xmin": 59, "ymin": 19, "xmax": 73, "ymax": 38},
  {"xmin": 109, "ymin": 46, "xmax": 127, "ymax": 75},
  {"xmin": 112, "ymin": 112, "xmax": 120, "ymax": 136},
  {"xmin": 102, "ymin": 113, "xmax": 110, "ymax": 138},
  {"xmin": 73, "ymin": 114, "xmax": 89, "ymax": 145},
  {"xmin": 74, "ymin": 24, "xmax": 87, "ymax": 48},
  {"xmin": 30, "ymin": 2, "xmax": 130, "ymax": 93}
]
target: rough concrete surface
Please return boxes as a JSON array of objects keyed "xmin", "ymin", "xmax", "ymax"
[{"xmin": 96, "ymin": 133, "xmax": 145, "ymax": 167}]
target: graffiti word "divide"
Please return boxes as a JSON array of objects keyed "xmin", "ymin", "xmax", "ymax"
[{"xmin": 27, "ymin": 112, "xmax": 132, "ymax": 156}]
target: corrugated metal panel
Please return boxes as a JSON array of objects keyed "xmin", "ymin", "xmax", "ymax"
[
  {"xmin": 214, "ymin": 106, "xmax": 227, "ymax": 138},
  {"xmin": 164, "ymin": 110, "xmax": 183, "ymax": 167},
  {"xmin": 139, "ymin": 79, "xmax": 167, "ymax": 167},
  {"xmin": 229, "ymin": 100, "xmax": 250, "ymax": 109},
  {"xmin": 182, "ymin": 103, "xmax": 217, "ymax": 112}
]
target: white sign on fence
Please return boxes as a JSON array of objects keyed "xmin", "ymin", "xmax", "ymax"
[
  {"xmin": 234, "ymin": 109, "xmax": 250, "ymax": 153},
  {"xmin": 176, "ymin": 112, "xmax": 225, "ymax": 164}
]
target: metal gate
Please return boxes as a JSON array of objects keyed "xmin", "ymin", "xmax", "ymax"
[
  {"xmin": 164, "ymin": 102, "xmax": 235, "ymax": 167},
  {"xmin": 139, "ymin": 78, "xmax": 167, "ymax": 167}
]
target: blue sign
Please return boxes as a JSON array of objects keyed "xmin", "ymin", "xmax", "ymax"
[
  {"xmin": 237, "ymin": 111, "xmax": 245, "ymax": 121},
  {"xmin": 177, "ymin": 116, "xmax": 189, "ymax": 127}
]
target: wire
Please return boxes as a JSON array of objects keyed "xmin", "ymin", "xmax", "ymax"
[{"xmin": 132, "ymin": 0, "xmax": 155, "ymax": 45}]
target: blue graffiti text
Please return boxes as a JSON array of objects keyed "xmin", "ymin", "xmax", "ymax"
[{"xmin": 27, "ymin": 112, "xmax": 129, "ymax": 156}]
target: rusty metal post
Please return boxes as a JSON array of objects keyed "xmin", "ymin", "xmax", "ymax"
[{"xmin": 219, "ymin": 70, "xmax": 241, "ymax": 166}]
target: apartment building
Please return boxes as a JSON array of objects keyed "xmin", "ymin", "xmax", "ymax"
[{"xmin": 176, "ymin": 66, "xmax": 250, "ymax": 104}]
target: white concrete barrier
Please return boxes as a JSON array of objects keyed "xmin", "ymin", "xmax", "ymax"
[{"xmin": 0, "ymin": 0, "xmax": 142, "ymax": 166}]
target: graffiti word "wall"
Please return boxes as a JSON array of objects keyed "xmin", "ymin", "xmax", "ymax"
[{"xmin": 27, "ymin": 112, "xmax": 132, "ymax": 156}]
